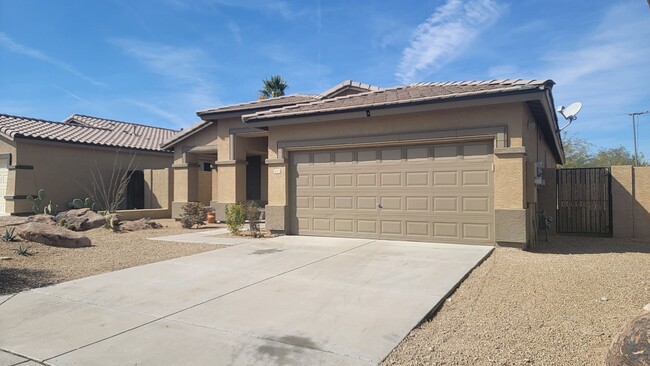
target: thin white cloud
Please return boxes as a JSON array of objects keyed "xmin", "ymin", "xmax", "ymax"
[
  {"xmin": 51, "ymin": 85, "xmax": 96, "ymax": 107},
  {"xmin": 0, "ymin": 33, "xmax": 107, "ymax": 88},
  {"xmin": 396, "ymin": 0, "xmax": 504, "ymax": 83},
  {"xmin": 166, "ymin": 0, "xmax": 295, "ymax": 19},
  {"xmin": 111, "ymin": 38, "xmax": 221, "ymax": 127},
  {"xmin": 127, "ymin": 99, "xmax": 187, "ymax": 128},
  {"xmin": 227, "ymin": 21, "xmax": 242, "ymax": 43},
  {"xmin": 109, "ymin": 38, "xmax": 214, "ymax": 87}
]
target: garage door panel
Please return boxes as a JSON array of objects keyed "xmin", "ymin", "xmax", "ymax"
[
  {"xmin": 405, "ymin": 197, "xmax": 428, "ymax": 211},
  {"xmin": 406, "ymin": 221, "xmax": 429, "ymax": 236},
  {"xmin": 290, "ymin": 141, "xmax": 493, "ymax": 244},
  {"xmin": 405, "ymin": 171, "xmax": 428, "ymax": 186},
  {"xmin": 462, "ymin": 170, "xmax": 490, "ymax": 186},
  {"xmin": 357, "ymin": 197, "xmax": 377, "ymax": 210},
  {"xmin": 432, "ymin": 171, "xmax": 458, "ymax": 186},
  {"xmin": 357, "ymin": 220, "xmax": 378, "ymax": 234}
]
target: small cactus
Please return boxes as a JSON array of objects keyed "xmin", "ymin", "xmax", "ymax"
[
  {"xmin": 71, "ymin": 197, "xmax": 96, "ymax": 210},
  {"xmin": 43, "ymin": 201, "xmax": 54, "ymax": 215},
  {"xmin": 27, "ymin": 189, "xmax": 47, "ymax": 214}
]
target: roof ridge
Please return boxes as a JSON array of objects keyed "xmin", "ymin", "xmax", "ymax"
[
  {"xmin": 0, "ymin": 113, "xmax": 62, "ymax": 125},
  {"xmin": 68, "ymin": 114, "xmax": 178, "ymax": 132},
  {"xmin": 247, "ymin": 84, "xmax": 408, "ymax": 118}
]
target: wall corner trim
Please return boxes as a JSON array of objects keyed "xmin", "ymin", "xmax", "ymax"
[
  {"xmin": 495, "ymin": 146, "xmax": 526, "ymax": 155},
  {"xmin": 213, "ymin": 160, "xmax": 248, "ymax": 166},
  {"xmin": 171, "ymin": 163, "xmax": 200, "ymax": 168},
  {"xmin": 8, "ymin": 165, "xmax": 33, "ymax": 170},
  {"xmin": 264, "ymin": 158, "xmax": 286, "ymax": 165}
]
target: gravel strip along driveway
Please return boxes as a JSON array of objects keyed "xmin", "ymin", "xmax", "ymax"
[
  {"xmin": 0, "ymin": 219, "xmax": 227, "ymax": 295},
  {"xmin": 382, "ymin": 235, "xmax": 650, "ymax": 366}
]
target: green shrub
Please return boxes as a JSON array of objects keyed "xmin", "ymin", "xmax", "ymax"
[
  {"xmin": 225, "ymin": 202, "xmax": 246, "ymax": 235},
  {"xmin": 180, "ymin": 202, "xmax": 207, "ymax": 229}
]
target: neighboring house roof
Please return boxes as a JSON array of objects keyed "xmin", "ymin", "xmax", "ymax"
[
  {"xmin": 0, "ymin": 113, "xmax": 177, "ymax": 152},
  {"xmin": 242, "ymin": 79, "xmax": 553, "ymax": 123},
  {"xmin": 160, "ymin": 120, "xmax": 212, "ymax": 150}
]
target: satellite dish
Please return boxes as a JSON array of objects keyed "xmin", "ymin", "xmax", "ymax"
[{"xmin": 557, "ymin": 102, "xmax": 582, "ymax": 131}]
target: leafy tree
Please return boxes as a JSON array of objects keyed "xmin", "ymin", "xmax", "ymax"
[
  {"xmin": 561, "ymin": 132, "xmax": 646, "ymax": 168},
  {"xmin": 259, "ymin": 75, "xmax": 288, "ymax": 98}
]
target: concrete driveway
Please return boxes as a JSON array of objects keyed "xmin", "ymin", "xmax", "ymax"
[{"xmin": 0, "ymin": 236, "xmax": 491, "ymax": 366}]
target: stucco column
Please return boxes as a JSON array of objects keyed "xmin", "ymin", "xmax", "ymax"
[
  {"xmin": 212, "ymin": 161, "xmax": 246, "ymax": 221},
  {"xmin": 209, "ymin": 161, "xmax": 219, "ymax": 209},
  {"xmin": 264, "ymin": 158, "xmax": 288, "ymax": 232},
  {"xmin": 171, "ymin": 163, "xmax": 199, "ymax": 218},
  {"xmin": 494, "ymin": 147, "xmax": 527, "ymax": 246},
  {"xmin": 6, "ymin": 165, "xmax": 35, "ymax": 214}
]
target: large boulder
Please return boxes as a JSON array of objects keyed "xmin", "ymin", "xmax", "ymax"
[
  {"xmin": 607, "ymin": 311, "xmax": 650, "ymax": 365},
  {"xmin": 17, "ymin": 222, "xmax": 91, "ymax": 248},
  {"xmin": 119, "ymin": 218, "xmax": 162, "ymax": 232},
  {"xmin": 54, "ymin": 208, "xmax": 106, "ymax": 231},
  {"xmin": 26, "ymin": 214, "xmax": 56, "ymax": 225}
]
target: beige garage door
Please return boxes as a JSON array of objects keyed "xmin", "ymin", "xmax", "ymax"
[{"xmin": 289, "ymin": 141, "xmax": 494, "ymax": 244}]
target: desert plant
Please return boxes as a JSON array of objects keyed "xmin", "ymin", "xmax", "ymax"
[
  {"xmin": 14, "ymin": 245, "xmax": 31, "ymax": 256},
  {"xmin": 225, "ymin": 202, "xmax": 246, "ymax": 235},
  {"xmin": 180, "ymin": 202, "xmax": 207, "ymax": 229},
  {"xmin": 245, "ymin": 201, "xmax": 262, "ymax": 238},
  {"xmin": 1, "ymin": 227, "xmax": 17, "ymax": 242},
  {"xmin": 85, "ymin": 151, "xmax": 138, "ymax": 213},
  {"xmin": 103, "ymin": 214, "xmax": 120, "ymax": 232},
  {"xmin": 27, "ymin": 189, "xmax": 47, "ymax": 214},
  {"xmin": 71, "ymin": 197, "xmax": 97, "ymax": 210}
]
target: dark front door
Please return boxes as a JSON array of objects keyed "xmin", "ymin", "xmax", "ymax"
[
  {"xmin": 126, "ymin": 170, "xmax": 145, "ymax": 209},
  {"xmin": 246, "ymin": 156, "xmax": 261, "ymax": 201},
  {"xmin": 556, "ymin": 168, "xmax": 612, "ymax": 236}
]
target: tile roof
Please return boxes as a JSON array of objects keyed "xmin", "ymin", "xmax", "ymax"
[
  {"xmin": 242, "ymin": 79, "xmax": 553, "ymax": 123},
  {"xmin": 196, "ymin": 93, "xmax": 320, "ymax": 116},
  {"xmin": 160, "ymin": 120, "xmax": 212, "ymax": 149},
  {"xmin": 0, "ymin": 113, "xmax": 177, "ymax": 152}
]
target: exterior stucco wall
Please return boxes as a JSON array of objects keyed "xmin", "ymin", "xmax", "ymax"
[
  {"xmin": 612, "ymin": 165, "xmax": 650, "ymax": 238},
  {"xmin": 11, "ymin": 139, "xmax": 171, "ymax": 215}
]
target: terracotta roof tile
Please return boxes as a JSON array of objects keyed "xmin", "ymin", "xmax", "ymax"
[
  {"xmin": 196, "ymin": 94, "xmax": 320, "ymax": 116},
  {"xmin": 242, "ymin": 79, "xmax": 553, "ymax": 122},
  {"xmin": 0, "ymin": 113, "xmax": 177, "ymax": 152}
]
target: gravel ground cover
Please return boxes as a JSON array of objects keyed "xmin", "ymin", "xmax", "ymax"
[
  {"xmin": 382, "ymin": 235, "xmax": 650, "ymax": 366},
  {"xmin": 0, "ymin": 218, "xmax": 227, "ymax": 295}
]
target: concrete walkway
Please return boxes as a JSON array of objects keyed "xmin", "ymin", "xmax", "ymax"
[{"xmin": 0, "ymin": 236, "xmax": 492, "ymax": 366}]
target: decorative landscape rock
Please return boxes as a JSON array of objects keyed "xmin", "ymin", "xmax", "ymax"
[
  {"xmin": 54, "ymin": 208, "xmax": 106, "ymax": 231},
  {"xmin": 606, "ymin": 311, "xmax": 650, "ymax": 366},
  {"xmin": 17, "ymin": 222, "xmax": 91, "ymax": 248},
  {"xmin": 119, "ymin": 218, "xmax": 162, "ymax": 232},
  {"xmin": 26, "ymin": 214, "xmax": 56, "ymax": 225}
]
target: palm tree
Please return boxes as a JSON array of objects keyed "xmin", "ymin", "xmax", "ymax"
[{"xmin": 259, "ymin": 75, "xmax": 288, "ymax": 98}]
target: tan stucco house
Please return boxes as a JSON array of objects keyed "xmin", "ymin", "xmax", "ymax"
[
  {"xmin": 0, "ymin": 114, "xmax": 176, "ymax": 216},
  {"xmin": 163, "ymin": 79, "xmax": 564, "ymax": 247}
]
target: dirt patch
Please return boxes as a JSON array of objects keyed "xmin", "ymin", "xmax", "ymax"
[
  {"xmin": 0, "ymin": 219, "xmax": 228, "ymax": 295},
  {"xmin": 212, "ymin": 228, "xmax": 277, "ymax": 239},
  {"xmin": 382, "ymin": 235, "xmax": 650, "ymax": 366}
]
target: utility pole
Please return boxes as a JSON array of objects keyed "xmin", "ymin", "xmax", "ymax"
[{"xmin": 628, "ymin": 111, "xmax": 649, "ymax": 166}]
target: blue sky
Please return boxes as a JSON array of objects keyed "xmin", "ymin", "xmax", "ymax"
[{"xmin": 0, "ymin": 0, "xmax": 648, "ymax": 155}]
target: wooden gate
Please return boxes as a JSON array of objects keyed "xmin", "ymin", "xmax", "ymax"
[{"xmin": 556, "ymin": 168, "xmax": 612, "ymax": 236}]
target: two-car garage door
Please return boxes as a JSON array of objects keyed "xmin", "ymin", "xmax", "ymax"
[{"xmin": 289, "ymin": 141, "xmax": 494, "ymax": 244}]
